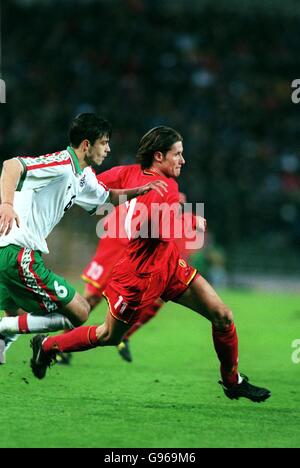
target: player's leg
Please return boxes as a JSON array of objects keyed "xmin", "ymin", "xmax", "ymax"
[
  {"xmin": 30, "ymin": 268, "xmax": 160, "ymax": 378},
  {"xmin": 0, "ymin": 292, "xmax": 89, "ymax": 336},
  {"xmin": 122, "ymin": 298, "xmax": 163, "ymax": 341},
  {"xmin": 1, "ymin": 308, "xmax": 25, "ymax": 356},
  {"xmin": 174, "ymin": 274, "xmax": 271, "ymax": 401},
  {"xmin": 30, "ymin": 308, "xmax": 131, "ymax": 379},
  {"xmin": 0, "ymin": 246, "xmax": 90, "ymax": 337},
  {"xmin": 34, "ymin": 305, "xmax": 131, "ymax": 356},
  {"xmin": 117, "ymin": 298, "xmax": 164, "ymax": 362},
  {"xmin": 0, "ymin": 280, "xmax": 20, "ymax": 363},
  {"xmin": 83, "ymin": 282, "xmax": 103, "ymax": 311},
  {"xmin": 81, "ymin": 238, "xmax": 127, "ymax": 312},
  {"xmin": 174, "ymin": 275, "xmax": 237, "ymax": 382}
]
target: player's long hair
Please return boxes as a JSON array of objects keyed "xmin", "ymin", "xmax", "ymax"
[
  {"xmin": 69, "ymin": 113, "xmax": 112, "ymax": 147},
  {"xmin": 136, "ymin": 126, "xmax": 183, "ymax": 169}
]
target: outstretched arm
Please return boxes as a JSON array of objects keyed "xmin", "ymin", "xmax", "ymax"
[
  {"xmin": 108, "ymin": 179, "xmax": 168, "ymax": 206},
  {"xmin": 0, "ymin": 159, "xmax": 22, "ymax": 235}
]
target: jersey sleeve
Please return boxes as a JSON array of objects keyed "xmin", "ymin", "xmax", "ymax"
[
  {"xmin": 97, "ymin": 166, "xmax": 128, "ymax": 189},
  {"xmin": 15, "ymin": 152, "xmax": 71, "ymax": 191},
  {"xmin": 75, "ymin": 167, "xmax": 110, "ymax": 214}
]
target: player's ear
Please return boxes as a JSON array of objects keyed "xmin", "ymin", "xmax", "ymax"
[
  {"xmin": 81, "ymin": 139, "xmax": 91, "ymax": 152},
  {"xmin": 153, "ymin": 151, "xmax": 164, "ymax": 163}
]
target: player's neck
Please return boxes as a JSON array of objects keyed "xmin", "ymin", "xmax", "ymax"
[
  {"xmin": 147, "ymin": 165, "xmax": 165, "ymax": 177},
  {"xmin": 70, "ymin": 146, "xmax": 88, "ymax": 170}
]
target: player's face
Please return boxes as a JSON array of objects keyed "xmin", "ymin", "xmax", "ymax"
[
  {"xmin": 87, "ymin": 135, "xmax": 111, "ymax": 166},
  {"xmin": 161, "ymin": 141, "xmax": 185, "ymax": 178}
]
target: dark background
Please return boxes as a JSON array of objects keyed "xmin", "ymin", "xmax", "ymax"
[{"xmin": 1, "ymin": 0, "xmax": 300, "ymax": 279}]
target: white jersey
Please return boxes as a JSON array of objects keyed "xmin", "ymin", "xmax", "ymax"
[{"xmin": 0, "ymin": 147, "xmax": 109, "ymax": 253}]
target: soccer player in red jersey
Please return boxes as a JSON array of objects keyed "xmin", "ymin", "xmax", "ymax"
[
  {"xmin": 30, "ymin": 126, "xmax": 271, "ymax": 402},
  {"xmin": 79, "ymin": 189, "xmax": 204, "ymax": 363}
]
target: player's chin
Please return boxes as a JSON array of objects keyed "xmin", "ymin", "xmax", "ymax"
[{"xmin": 95, "ymin": 156, "xmax": 105, "ymax": 165}]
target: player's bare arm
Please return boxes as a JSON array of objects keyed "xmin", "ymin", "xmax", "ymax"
[
  {"xmin": 0, "ymin": 159, "xmax": 22, "ymax": 235},
  {"xmin": 108, "ymin": 179, "xmax": 168, "ymax": 206}
]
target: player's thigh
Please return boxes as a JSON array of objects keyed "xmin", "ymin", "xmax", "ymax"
[
  {"xmin": 174, "ymin": 274, "xmax": 229, "ymax": 321},
  {"xmin": 0, "ymin": 281, "xmax": 18, "ymax": 313},
  {"xmin": 1, "ymin": 246, "xmax": 77, "ymax": 315}
]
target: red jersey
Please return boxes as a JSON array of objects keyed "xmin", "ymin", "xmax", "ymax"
[{"xmin": 97, "ymin": 164, "xmax": 180, "ymax": 274}]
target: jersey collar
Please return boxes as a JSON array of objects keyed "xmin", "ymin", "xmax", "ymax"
[
  {"xmin": 67, "ymin": 146, "xmax": 83, "ymax": 175},
  {"xmin": 143, "ymin": 169, "xmax": 161, "ymax": 176}
]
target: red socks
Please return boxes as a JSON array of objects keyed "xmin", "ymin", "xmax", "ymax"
[
  {"xmin": 43, "ymin": 326, "xmax": 98, "ymax": 353},
  {"xmin": 212, "ymin": 323, "xmax": 239, "ymax": 387}
]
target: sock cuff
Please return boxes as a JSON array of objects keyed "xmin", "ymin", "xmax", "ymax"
[
  {"xmin": 213, "ymin": 322, "xmax": 235, "ymax": 334},
  {"xmin": 87, "ymin": 326, "xmax": 98, "ymax": 346}
]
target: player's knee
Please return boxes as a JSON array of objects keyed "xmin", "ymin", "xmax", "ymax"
[
  {"xmin": 68, "ymin": 298, "xmax": 90, "ymax": 327},
  {"xmin": 95, "ymin": 325, "xmax": 121, "ymax": 346},
  {"xmin": 211, "ymin": 305, "xmax": 234, "ymax": 330}
]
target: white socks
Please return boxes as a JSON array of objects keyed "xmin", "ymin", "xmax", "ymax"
[{"xmin": 0, "ymin": 313, "xmax": 74, "ymax": 337}]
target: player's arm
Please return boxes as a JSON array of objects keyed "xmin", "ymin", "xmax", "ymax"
[
  {"xmin": 0, "ymin": 158, "xmax": 22, "ymax": 235},
  {"xmin": 108, "ymin": 180, "xmax": 168, "ymax": 206}
]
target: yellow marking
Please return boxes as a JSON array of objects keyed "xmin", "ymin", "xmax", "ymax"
[
  {"xmin": 186, "ymin": 269, "xmax": 198, "ymax": 286},
  {"xmin": 81, "ymin": 275, "xmax": 103, "ymax": 290},
  {"xmin": 102, "ymin": 292, "xmax": 130, "ymax": 324}
]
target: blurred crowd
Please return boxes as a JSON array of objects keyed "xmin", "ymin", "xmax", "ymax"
[{"xmin": 1, "ymin": 0, "xmax": 299, "ymax": 254}]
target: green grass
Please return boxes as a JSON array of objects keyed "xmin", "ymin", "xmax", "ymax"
[{"xmin": 1, "ymin": 287, "xmax": 300, "ymax": 448}]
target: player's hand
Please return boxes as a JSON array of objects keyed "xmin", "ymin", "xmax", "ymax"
[
  {"xmin": 0, "ymin": 203, "xmax": 20, "ymax": 236},
  {"xmin": 196, "ymin": 216, "xmax": 207, "ymax": 233},
  {"xmin": 138, "ymin": 180, "xmax": 168, "ymax": 197}
]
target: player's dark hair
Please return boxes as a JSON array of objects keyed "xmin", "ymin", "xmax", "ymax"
[
  {"xmin": 136, "ymin": 126, "xmax": 183, "ymax": 169},
  {"xmin": 69, "ymin": 113, "xmax": 112, "ymax": 147}
]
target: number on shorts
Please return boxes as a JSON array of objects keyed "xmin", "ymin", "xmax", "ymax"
[
  {"xmin": 114, "ymin": 295, "xmax": 127, "ymax": 315},
  {"xmin": 54, "ymin": 280, "xmax": 68, "ymax": 299},
  {"xmin": 86, "ymin": 261, "xmax": 104, "ymax": 281}
]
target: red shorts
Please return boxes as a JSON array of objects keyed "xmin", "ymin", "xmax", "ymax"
[
  {"xmin": 103, "ymin": 253, "xmax": 198, "ymax": 325},
  {"xmin": 82, "ymin": 237, "xmax": 127, "ymax": 296}
]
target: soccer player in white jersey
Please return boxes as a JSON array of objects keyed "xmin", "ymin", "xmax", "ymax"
[{"xmin": 0, "ymin": 113, "xmax": 167, "ymax": 364}]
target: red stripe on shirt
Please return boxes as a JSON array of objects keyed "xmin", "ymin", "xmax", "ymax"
[{"xmin": 26, "ymin": 159, "xmax": 71, "ymax": 171}]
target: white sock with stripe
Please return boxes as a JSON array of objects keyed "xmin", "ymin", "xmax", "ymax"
[{"xmin": 0, "ymin": 313, "xmax": 73, "ymax": 336}]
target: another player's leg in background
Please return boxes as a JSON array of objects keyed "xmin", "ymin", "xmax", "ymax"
[
  {"xmin": 174, "ymin": 274, "xmax": 271, "ymax": 402},
  {"xmin": 117, "ymin": 299, "xmax": 164, "ymax": 362},
  {"xmin": 83, "ymin": 282, "xmax": 103, "ymax": 311}
]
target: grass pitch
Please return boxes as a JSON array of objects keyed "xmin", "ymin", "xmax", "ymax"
[{"xmin": 1, "ymin": 287, "xmax": 300, "ymax": 448}]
